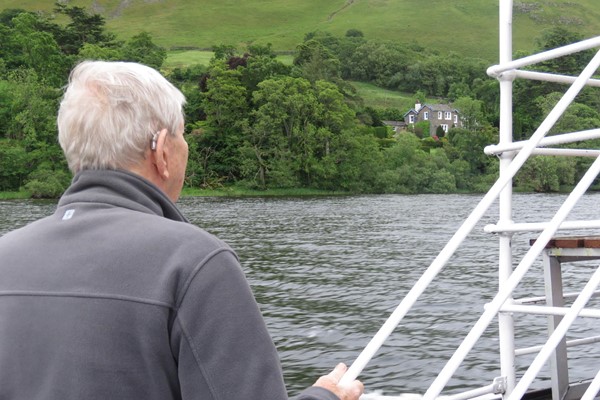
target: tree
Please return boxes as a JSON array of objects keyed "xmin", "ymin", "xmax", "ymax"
[
  {"xmin": 122, "ymin": 31, "xmax": 167, "ymax": 69},
  {"xmin": 472, "ymin": 78, "xmax": 500, "ymax": 128},
  {"xmin": 512, "ymin": 28, "xmax": 596, "ymax": 140},
  {"xmin": 242, "ymin": 48, "xmax": 291, "ymax": 93},
  {"xmin": 198, "ymin": 62, "xmax": 249, "ymax": 181},
  {"xmin": 10, "ymin": 13, "xmax": 71, "ymax": 86},
  {"xmin": 447, "ymin": 127, "xmax": 498, "ymax": 174},
  {"xmin": 212, "ymin": 44, "xmax": 237, "ymax": 60},
  {"xmin": 536, "ymin": 27, "xmax": 594, "ymax": 76},
  {"xmin": 314, "ymin": 80, "xmax": 355, "ymax": 135},
  {"xmin": 246, "ymin": 76, "xmax": 319, "ymax": 187},
  {"xmin": 453, "ymin": 96, "xmax": 486, "ymax": 130},
  {"xmin": 534, "ymin": 92, "xmax": 600, "ymax": 134},
  {"xmin": 345, "ymin": 29, "xmax": 364, "ymax": 38},
  {"xmin": 2, "ymin": 69, "xmax": 67, "ymax": 193},
  {"xmin": 516, "ymin": 156, "xmax": 576, "ymax": 192},
  {"xmin": 0, "ymin": 10, "xmax": 26, "ymax": 71},
  {"xmin": 435, "ymin": 126, "xmax": 445, "ymax": 138},
  {"xmin": 448, "ymin": 81, "xmax": 472, "ymax": 101},
  {"xmin": 77, "ymin": 42, "xmax": 123, "ymax": 61},
  {"xmin": 328, "ymin": 128, "xmax": 383, "ymax": 192},
  {"xmin": 348, "ymin": 40, "xmax": 419, "ymax": 87},
  {"xmin": 294, "ymin": 39, "xmax": 341, "ymax": 83},
  {"xmin": 0, "ymin": 139, "xmax": 30, "ymax": 191},
  {"xmin": 53, "ymin": 2, "xmax": 115, "ymax": 54},
  {"xmin": 376, "ymin": 134, "xmax": 457, "ymax": 193},
  {"xmin": 202, "ymin": 62, "xmax": 248, "ymax": 129},
  {"xmin": 413, "ymin": 121, "xmax": 429, "ymax": 139},
  {"xmin": 239, "ymin": 76, "xmax": 358, "ymax": 189}
]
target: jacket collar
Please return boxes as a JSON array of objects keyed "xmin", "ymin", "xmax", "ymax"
[{"xmin": 57, "ymin": 169, "xmax": 188, "ymax": 223}]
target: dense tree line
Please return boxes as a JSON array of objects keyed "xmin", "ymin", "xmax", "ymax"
[
  {"xmin": 0, "ymin": 4, "xmax": 598, "ymax": 197},
  {"xmin": 0, "ymin": 4, "xmax": 166, "ymax": 196}
]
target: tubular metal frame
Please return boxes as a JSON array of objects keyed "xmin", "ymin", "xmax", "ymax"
[{"xmin": 341, "ymin": 1, "xmax": 600, "ymax": 399}]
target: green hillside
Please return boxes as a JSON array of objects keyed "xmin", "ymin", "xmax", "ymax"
[
  {"xmin": 4, "ymin": 0, "xmax": 600, "ymax": 62},
  {"xmin": 349, "ymin": 81, "xmax": 415, "ymax": 111}
]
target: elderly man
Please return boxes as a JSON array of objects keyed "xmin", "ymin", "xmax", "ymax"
[{"xmin": 0, "ymin": 61, "xmax": 363, "ymax": 400}]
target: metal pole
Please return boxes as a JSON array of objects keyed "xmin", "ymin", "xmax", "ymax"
[
  {"xmin": 497, "ymin": 0, "xmax": 516, "ymax": 395},
  {"xmin": 515, "ymin": 335, "xmax": 600, "ymax": 356},
  {"xmin": 514, "ymin": 70, "xmax": 600, "ymax": 87},
  {"xmin": 580, "ymin": 368, "xmax": 600, "ymax": 400},
  {"xmin": 443, "ymin": 382, "xmax": 498, "ymax": 400},
  {"xmin": 485, "ymin": 128, "xmax": 600, "ymax": 155},
  {"xmin": 485, "ymin": 220, "xmax": 600, "ymax": 234},
  {"xmin": 487, "ymin": 36, "xmax": 600, "ymax": 77}
]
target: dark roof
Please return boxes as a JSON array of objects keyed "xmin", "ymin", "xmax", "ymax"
[{"xmin": 421, "ymin": 104, "xmax": 459, "ymax": 113}]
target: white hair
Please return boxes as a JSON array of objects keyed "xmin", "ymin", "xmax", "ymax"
[{"xmin": 57, "ymin": 60, "xmax": 186, "ymax": 173}]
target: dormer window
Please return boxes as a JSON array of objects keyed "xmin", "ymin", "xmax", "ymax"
[
  {"xmin": 409, "ymin": 114, "xmax": 415, "ymax": 123},
  {"xmin": 424, "ymin": 111, "xmax": 429, "ymax": 120}
]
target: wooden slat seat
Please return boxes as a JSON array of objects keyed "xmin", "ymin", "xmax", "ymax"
[{"xmin": 529, "ymin": 236, "xmax": 600, "ymax": 249}]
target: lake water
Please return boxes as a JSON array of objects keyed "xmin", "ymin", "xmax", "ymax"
[{"xmin": 2, "ymin": 193, "xmax": 600, "ymax": 397}]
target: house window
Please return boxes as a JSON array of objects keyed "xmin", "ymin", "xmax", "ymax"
[
  {"xmin": 454, "ymin": 115, "xmax": 458, "ymax": 124},
  {"xmin": 445, "ymin": 112, "xmax": 452, "ymax": 120},
  {"xmin": 409, "ymin": 114, "xmax": 415, "ymax": 123},
  {"xmin": 441, "ymin": 124, "xmax": 449, "ymax": 133},
  {"xmin": 424, "ymin": 111, "xmax": 429, "ymax": 120},
  {"xmin": 438, "ymin": 111, "xmax": 443, "ymax": 119}
]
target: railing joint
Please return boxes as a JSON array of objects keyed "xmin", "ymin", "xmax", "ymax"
[{"xmin": 493, "ymin": 376, "xmax": 507, "ymax": 394}]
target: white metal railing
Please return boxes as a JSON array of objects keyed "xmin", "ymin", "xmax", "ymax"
[
  {"xmin": 516, "ymin": 291, "xmax": 600, "ymax": 305},
  {"xmin": 506, "ymin": 266, "xmax": 600, "ymax": 400},
  {"xmin": 515, "ymin": 336, "xmax": 600, "ymax": 357},
  {"xmin": 513, "ymin": 70, "xmax": 600, "ymax": 87},
  {"xmin": 485, "ymin": 129, "xmax": 600, "ymax": 155},
  {"xmin": 485, "ymin": 220, "xmax": 600, "ymax": 234},
  {"xmin": 485, "ymin": 36, "xmax": 600, "ymax": 77},
  {"xmin": 423, "ymin": 154, "xmax": 600, "ymax": 400},
  {"xmin": 343, "ymin": 1, "xmax": 600, "ymax": 399}
]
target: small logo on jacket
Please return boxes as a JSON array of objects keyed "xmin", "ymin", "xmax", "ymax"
[{"xmin": 62, "ymin": 209, "xmax": 75, "ymax": 220}]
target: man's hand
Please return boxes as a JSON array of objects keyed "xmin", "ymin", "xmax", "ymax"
[{"xmin": 313, "ymin": 363, "xmax": 364, "ymax": 400}]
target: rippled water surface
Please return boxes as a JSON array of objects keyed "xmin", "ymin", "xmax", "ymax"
[{"xmin": 2, "ymin": 193, "xmax": 600, "ymax": 397}]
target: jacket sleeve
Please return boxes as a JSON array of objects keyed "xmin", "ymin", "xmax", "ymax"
[
  {"xmin": 294, "ymin": 387, "xmax": 341, "ymax": 400},
  {"xmin": 172, "ymin": 248, "xmax": 290, "ymax": 400}
]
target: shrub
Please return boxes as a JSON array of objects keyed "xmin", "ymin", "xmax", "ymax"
[{"xmin": 24, "ymin": 168, "xmax": 70, "ymax": 198}]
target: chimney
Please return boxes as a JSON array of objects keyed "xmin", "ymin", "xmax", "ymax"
[{"xmin": 415, "ymin": 100, "xmax": 421, "ymax": 112}]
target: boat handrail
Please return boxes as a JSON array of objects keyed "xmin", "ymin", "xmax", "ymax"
[
  {"xmin": 341, "ymin": 4, "xmax": 600, "ymax": 400},
  {"xmin": 423, "ymin": 153, "xmax": 600, "ymax": 400},
  {"xmin": 341, "ymin": 45, "xmax": 600, "ymax": 392},
  {"xmin": 513, "ymin": 70, "xmax": 600, "ymax": 87},
  {"xmin": 502, "ymin": 148, "xmax": 600, "ymax": 158},
  {"xmin": 485, "ymin": 129, "xmax": 600, "ymax": 155},
  {"xmin": 485, "ymin": 220, "xmax": 600, "ymax": 234},
  {"xmin": 515, "ymin": 335, "xmax": 600, "ymax": 356},
  {"xmin": 486, "ymin": 36, "xmax": 600, "ymax": 78}
]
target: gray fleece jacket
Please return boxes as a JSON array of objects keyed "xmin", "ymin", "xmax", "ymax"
[{"xmin": 0, "ymin": 169, "xmax": 338, "ymax": 400}]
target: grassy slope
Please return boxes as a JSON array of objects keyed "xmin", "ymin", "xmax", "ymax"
[
  {"xmin": 164, "ymin": 50, "xmax": 294, "ymax": 69},
  {"xmin": 349, "ymin": 81, "xmax": 415, "ymax": 111},
  {"xmin": 4, "ymin": 0, "xmax": 600, "ymax": 63}
]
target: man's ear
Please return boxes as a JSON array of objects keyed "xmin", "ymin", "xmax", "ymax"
[{"xmin": 152, "ymin": 129, "xmax": 170, "ymax": 180}]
